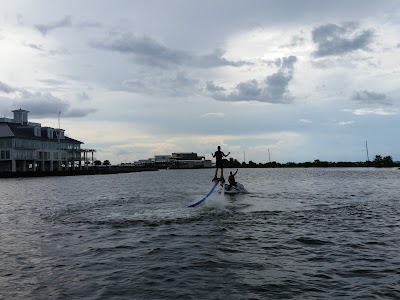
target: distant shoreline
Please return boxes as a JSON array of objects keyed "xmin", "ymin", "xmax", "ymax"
[
  {"xmin": 222, "ymin": 158, "xmax": 400, "ymax": 169},
  {"xmin": 0, "ymin": 166, "xmax": 157, "ymax": 178},
  {"xmin": 1, "ymin": 164, "xmax": 399, "ymax": 178}
]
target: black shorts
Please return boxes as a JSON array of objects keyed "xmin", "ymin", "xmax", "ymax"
[{"xmin": 216, "ymin": 160, "xmax": 223, "ymax": 168}]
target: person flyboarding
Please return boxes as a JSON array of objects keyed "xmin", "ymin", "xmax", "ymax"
[{"xmin": 212, "ymin": 146, "xmax": 230, "ymax": 182}]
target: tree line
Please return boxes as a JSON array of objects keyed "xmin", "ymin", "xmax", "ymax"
[
  {"xmin": 94, "ymin": 160, "xmax": 110, "ymax": 166},
  {"xmin": 223, "ymin": 155, "xmax": 400, "ymax": 168},
  {"xmin": 94, "ymin": 154, "xmax": 399, "ymax": 169}
]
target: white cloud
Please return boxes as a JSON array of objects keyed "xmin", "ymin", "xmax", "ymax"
[
  {"xmin": 343, "ymin": 108, "xmax": 398, "ymax": 116},
  {"xmin": 200, "ymin": 112, "xmax": 225, "ymax": 118},
  {"xmin": 338, "ymin": 120, "xmax": 355, "ymax": 125}
]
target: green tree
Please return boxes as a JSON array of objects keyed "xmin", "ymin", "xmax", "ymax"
[
  {"xmin": 248, "ymin": 160, "xmax": 257, "ymax": 168},
  {"xmin": 103, "ymin": 160, "xmax": 111, "ymax": 166},
  {"xmin": 226, "ymin": 157, "xmax": 241, "ymax": 168},
  {"xmin": 374, "ymin": 155, "xmax": 383, "ymax": 167},
  {"xmin": 383, "ymin": 156, "xmax": 394, "ymax": 167},
  {"xmin": 94, "ymin": 160, "xmax": 102, "ymax": 166}
]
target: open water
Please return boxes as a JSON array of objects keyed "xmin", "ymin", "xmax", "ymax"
[{"xmin": 1, "ymin": 168, "xmax": 400, "ymax": 299}]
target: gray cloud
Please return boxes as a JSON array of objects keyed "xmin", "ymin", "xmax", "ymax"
[
  {"xmin": 75, "ymin": 20, "xmax": 102, "ymax": 29},
  {"xmin": 206, "ymin": 56, "xmax": 297, "ymax": 103},
  {"xmin": 15, "ymin": 91, "xmax": 97, "ymax": 118},
  {"xmin": 122, "ymin": 80, "xmax": 147, "ymax": 94},
  {"xmin": 205, "ymin": 81, "xmax": 226, "ymax": 93},
  {"xmin": 24, "ymin": 42, "xmax": 44, "ymax": 51},
  {"xmin": 0, "ymin": 81, "xmax": 15, "ymax": 93},
  {"xmin": 312, "ymin": 23, "xmax": 374, "ymax": 57},
  {"xmin": 351, "ymin": 90, "xmax": 392, "ymax": 105},
  {"xmin": 123, "ymin": 72, "xmax": 200, "ymax": 97},
  {"xmin": 91, "ymin": 33, "xmax": 251, "ymax": 69},
  {"xmin": 289, "ymin": 35, "xmax": 305, "ymax": 47},
  {"xmin": 192, "ymin": 48, "xmax": 249, "ymax": 68},
  {"xmin": 14, "ymin": 90, "xmax": 70, "ymax": 117},
  {"xmin": 76, "ymin": 91, "xmax": 90, "ymax": 102},
  {"xmin": 0, "ymin": 81, "xmax": 97, "ymax": 118},
  {"xmin": 166, "ymin": 72, "xmax": 200, "ymax": 97},
  {"xmin": 34, "ymin": 16, "xmax": 101, "ymax": 36},
  {"xmin": 232, "ymin": 79, "xmax": 262, "ymax": 99},
  {"xmin": 63, "ymin": 107, "xmax": 98, "ymax": 118},
  {"xmin": 38, "ymin": 79, "xmax": 66, "ymax": 86},
  {"xmin": 281, "ymin": 34, "xmax": 306, "ymax": 48},
  {"xmin": 35, "ymin": 16, "xmax": 73, "ymax": 35}
]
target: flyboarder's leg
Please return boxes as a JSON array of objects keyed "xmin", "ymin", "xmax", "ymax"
[
  {"xmin": 213, "ymin": 168, "xmax": 219, "ymax": 181},
  {"xmin": 220, "ymin": 168, "xmax": 225, "ymax": 183}
]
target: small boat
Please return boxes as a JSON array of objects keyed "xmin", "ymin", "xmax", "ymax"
[{"xmin": 219, "ymin": 182, "xmax": 248, "ymax": 194}]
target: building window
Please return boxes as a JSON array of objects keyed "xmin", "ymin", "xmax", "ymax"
[
  {"xmin": 0, "ymin": 139, "xmax": 12, "ymax": 148},
  {"xmin": 0, "ymin": 150, "xmax": 10, "ymax": 160},
  {"xmin": 34, "ymin": 127, "xmax": 41, "ymax": 137}
]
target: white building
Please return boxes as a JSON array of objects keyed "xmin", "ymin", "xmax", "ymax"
[
  {"xmin": 134, "ymin": 152, "xmax": 211, "ymax": 169},
  {"xmin": 169, "ymin": 152, "xmax": 211, "ymax": 169},
  {"xmin": 0, "ymin": 109, "xmax": 90, "ymax": 173}
]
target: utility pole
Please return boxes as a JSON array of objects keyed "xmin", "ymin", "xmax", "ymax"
[
  {"xmin": 58, "ymin": 111, "xmax": 61, "ymax": 129},
  {"xmin": 57, "ymin": 111, "xmax": 61, "ymax": 171}
]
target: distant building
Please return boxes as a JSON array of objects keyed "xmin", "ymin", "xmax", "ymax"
[
  {"xmin": 134, "ymin": 159, "xmax": 155, "ymax": 167},
  {"xmin": 134, "ymin": 152, "xmax": 211, "ymax": 169},
  {"xmin": 0, "ymin": 109, "xmax": 93, "ymax": 172},
  {"xmin": 170, "ymin": 152, "xmax": 204, "ymax": 160},
  {"xmin": 169, "ymin": 152, "xmax": 209, "ymax": 169},
  {"xmin": 154, "ymin": 155, "xmax": 171, "ymax": 169}
]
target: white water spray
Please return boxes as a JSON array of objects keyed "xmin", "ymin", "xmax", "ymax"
[{"xmin": 206, "ymin": 182, "xmax": 226, "ymax": 210}]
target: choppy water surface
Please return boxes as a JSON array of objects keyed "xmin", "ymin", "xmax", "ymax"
[{"xmin": 1, "ymin": 168, "xmax": 400, "ymax": 299}]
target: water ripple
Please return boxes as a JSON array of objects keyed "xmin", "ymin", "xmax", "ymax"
[{"xmin": 1, "ymin": 168, "xmax": 400, "ymax": 299}]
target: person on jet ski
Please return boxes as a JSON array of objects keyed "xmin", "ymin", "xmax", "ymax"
[{"xmin": 227, "ymin": 169, "xmax": 238, "ymax": 190}]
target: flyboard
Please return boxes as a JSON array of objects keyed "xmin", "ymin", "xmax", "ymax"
[{"xmin": 188, "ymin": 180, "xmax": 220, "ymax": 208}]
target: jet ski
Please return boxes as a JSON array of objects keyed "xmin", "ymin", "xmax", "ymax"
[{"xmin": 219, "ymin": 182, "xmax": 248, "ymax": 194}]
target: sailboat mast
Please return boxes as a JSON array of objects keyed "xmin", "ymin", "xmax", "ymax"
[{"xmin": 57, "ymin": 111, "xmax": 61, "ymax": 144}]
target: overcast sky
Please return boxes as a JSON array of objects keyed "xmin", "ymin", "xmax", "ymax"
[{"xmin": 1, "ymin": 0, "xmax": 400, "ymax": 164}]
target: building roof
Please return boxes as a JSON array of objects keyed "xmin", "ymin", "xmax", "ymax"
[
  {"xmin": 0, "ymin": 124, "xmax": 14, "ymax": 137},
  {"xmin": 170, "ymin": 152, "xmax": 205, "ymax": 160},
  {"xmin": 0, "ymin": 123, "xmax": 82, "ymax": 144}
]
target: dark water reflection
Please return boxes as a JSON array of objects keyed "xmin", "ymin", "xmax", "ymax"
[{"xmin": 1, "ymin": 168, "xmax": 400, "ymax": 299}]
